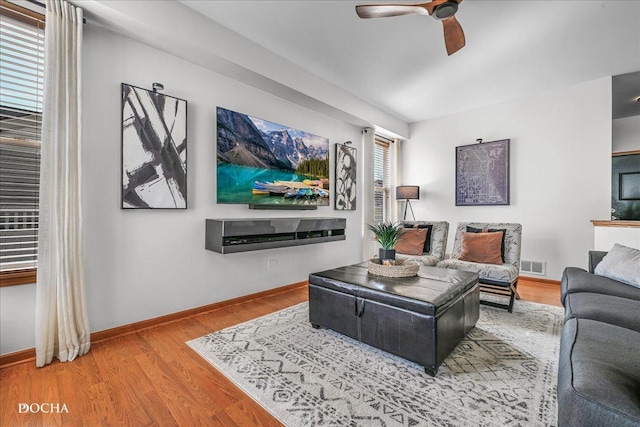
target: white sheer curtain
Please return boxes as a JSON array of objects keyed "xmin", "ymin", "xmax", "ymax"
[
  {"xmin": 35, "ymin": 0, "xmax": 89, "ymax": 367},
  {"xmin": 390, "ymin": 138, "xmax": 401, "ymax": 223},
  {"xmin": 361, "ymin": 128, "xmax": 376, "ymax": 261}
]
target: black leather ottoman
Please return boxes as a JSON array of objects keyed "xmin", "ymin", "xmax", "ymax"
[{"xmin": 309, "ymin": 262, "xmax": 480, "ymax": 376}]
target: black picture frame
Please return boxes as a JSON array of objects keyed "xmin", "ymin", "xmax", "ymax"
[
  {"xmin": 455, "ymin": 139, "xmax": 510, "ymax": 206},
  {"xmin": 334, "ymin": 143, "xmax": 357, "ymax": 210},
  {"xmin": 619, "ymin": 172, "xmax": 640, "ymax": 200},
  {"xmin": 121, "ymin": 83, "xmax": 188, "ymax": 209}
]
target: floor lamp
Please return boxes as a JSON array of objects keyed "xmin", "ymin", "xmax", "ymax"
[{"xmin": 396, "ymin": 185, "xmax": 420, "ymax": 220}]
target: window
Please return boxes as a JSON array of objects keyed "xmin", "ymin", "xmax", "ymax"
[
  {"xmin": 0, "ymin": 2, "xmax": 44, "ymax": 285},
  {"xmin": 373, "ymin": 135, "xmax": 391, "ymax": 223}
]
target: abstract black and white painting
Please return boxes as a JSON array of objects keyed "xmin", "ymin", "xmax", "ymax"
[
  {"xmin": 335, "ymin": 143, "xmax": 357, "ymax": 210},
  {"xmin": 121, "ymin": 83, "xmax": 187, "ymax": 209}
]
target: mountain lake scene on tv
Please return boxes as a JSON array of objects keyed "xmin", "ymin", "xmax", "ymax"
[{"xmin": 217, "ymin": 107, "xmax": 330, "ymax": 206}]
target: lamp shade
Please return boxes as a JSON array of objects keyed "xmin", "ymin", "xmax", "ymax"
[{"xmin": 396, "ymin": 185, "xmax": 420, "ymax": 200}]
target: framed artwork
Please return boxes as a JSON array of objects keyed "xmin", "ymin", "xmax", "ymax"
[
  {"xmin": 619, "ymin": 172, "xmax": 640, "ymax": 200},
  {"xmin": 121, "ymin": 83, "xmax": 187, "ymax": 209},
  {"xmin": 611, "ymin": 153, "xmax": 640, "ymax": 220},
  {"xmin": 334, "ymin": 143, "xmax": 357, "ymax": 210},
  {"xmin": 456, "ymin": 139, "xmax": 510, "ymax": 206}
]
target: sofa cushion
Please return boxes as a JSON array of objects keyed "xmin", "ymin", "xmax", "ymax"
[
  {"xmin": 396, "ymin": 228, "xmax": 429, "ymax": 255},
  {"xmin": 588, "ymin": 251, "xmax": 608, "ymax": 274},
  {"xmin": 564, "ymin": 292, "xmax": 640, "ymax": 333},
  {"xmin": 594, "ymin": 243, "xmax": 640, "ymax": 288},
  {"xmin": 402, "ymin": 223, "xmax": 433, "ymax": 253},
  {"xmin": 561, "ymin": 267, "xmax": 640, "ymax": 305},
  {"xmin": 451, "ymin": 222, "xmax": 521, "ymax": 268},
  {"xmin": 466, "ymin": 226, "xmax": 507, "ymax": 262},
  {"xmin": 437, "ymin": 259, "xmax": 518, "ymax": 284},
  {"xmin": 558, "ymin": 318, "xmax": 640, "ymax": 427},
  {"xmin": 458, "ymin": 231, "xmax": 504, "ymax": 265}
]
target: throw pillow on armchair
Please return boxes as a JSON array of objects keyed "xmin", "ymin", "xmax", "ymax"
[
  {"xmin": 458, "ymin": 231, "xmax": 504, "ymax": 265},
  {"xmin": 395, "ymin": 228, "xmax": 429, "ymax": 256}
]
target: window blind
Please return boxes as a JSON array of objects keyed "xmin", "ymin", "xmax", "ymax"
[
  {"xmin": 0, "ymin": 3, "xmax": 44, "ymax": 272},
  {"xmin": 373, "ymin": 137, "xmax": 390, "ymax": 223}
]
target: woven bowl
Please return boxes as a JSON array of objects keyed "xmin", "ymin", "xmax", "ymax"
[{"xmin": 368, "ymin": 258, "xmax": 419, "ymax": 278}]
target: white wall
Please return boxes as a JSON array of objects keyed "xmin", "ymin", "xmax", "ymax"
[
  {"xmin": 594, "ymin": 226, "xmax": 640, "ymax": 251},
  {"xmin": 403, "ymin": 78, "xmax": 612, "ymax": 280},
  {"xmin": 612, "ymin": 116, "xmax": 640, "ymax": 153},
  {"xmin": 79, "ymin": 0, "xmax": 409, "ymax": 138},
  {"xmin": 0, "ymin": 284, "xmax": 36, "ymax": 353},
  {"xmin": 0, "ymin": 25, "xmax": 364, "ymax": 355}
]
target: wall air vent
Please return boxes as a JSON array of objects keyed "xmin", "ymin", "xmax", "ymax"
[{"xmin": 520, "ymin": 260, "xmax": 547, "ymax": 276}]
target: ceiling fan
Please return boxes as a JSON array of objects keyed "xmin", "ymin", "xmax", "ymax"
[{"xmin": 355, "ymin": 0, "xmax": 465, "ymax": 56}]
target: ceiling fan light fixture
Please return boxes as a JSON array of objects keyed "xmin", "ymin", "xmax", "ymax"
[
  {"xmin": 355, "ymin": 0, "xmax": 466, "ymax": 54},
  {"xmin": 433, "ymin": 1, "xmax": 458, "ymax": 20}
]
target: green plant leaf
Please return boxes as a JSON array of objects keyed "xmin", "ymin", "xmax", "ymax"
[{"xmin": 367, "ymin": 221, "xmax": 402, "ymax": 249}]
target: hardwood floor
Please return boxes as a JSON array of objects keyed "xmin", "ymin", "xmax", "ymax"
[
  {"xmin": 0, "ymin": 280, "xmax": 560, "ymax": 427},
  {"xmin": 518, "ymin": 277, "xmax": 562, "ymax": 307}
]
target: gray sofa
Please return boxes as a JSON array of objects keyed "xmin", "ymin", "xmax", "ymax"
[{"xmin": 558, "ymin": 251, "xmax": 640, "ymax": 427}]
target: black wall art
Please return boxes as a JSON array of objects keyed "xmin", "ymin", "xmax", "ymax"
[
  {"xmin": 456, "ymin": 139, "xmax": 510, "ymax": 206},
  {"xmin": 335, "ymin": 143, "xmax": 357, "ymax": 210},
  {"xmin": 121, "ymin": 83, "xmax": 187, "ymax": 209}
]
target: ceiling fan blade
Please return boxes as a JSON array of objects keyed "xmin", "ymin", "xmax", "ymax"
[
  {"xmin": 442, "ymin": 15, "xmax": 465, "ymax": 55},
  {"xmin": 356, "ymin": 4, "xmax": 429, "ymax": 19}
]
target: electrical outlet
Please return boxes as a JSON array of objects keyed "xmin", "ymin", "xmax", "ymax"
[{"xmin": 268, "ymin": 259, "xmax": 278, "ymax": 268}]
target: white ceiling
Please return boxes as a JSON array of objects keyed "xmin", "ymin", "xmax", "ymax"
[{"xmin": 181, "ymin": 0, "xmax": 640, "ymax": 124}]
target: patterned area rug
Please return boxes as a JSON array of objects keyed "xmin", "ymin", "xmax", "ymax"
[{"xmin": 187, "ymin": 301, "xmax": 563, "ymax": 427}]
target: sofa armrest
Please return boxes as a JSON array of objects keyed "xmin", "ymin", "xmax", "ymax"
[{"xmin": 588, "ymin": 251, "xmax": 607, "ymax": 273}]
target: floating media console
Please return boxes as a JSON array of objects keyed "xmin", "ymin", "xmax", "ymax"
[{"xmin": 205, "ymin": 217, "xmax": 346, "ymax": 254}]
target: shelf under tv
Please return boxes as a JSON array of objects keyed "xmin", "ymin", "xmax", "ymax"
[{"xmin": 205, "ymin": 217, "xmax": 346, "ymax": 254}]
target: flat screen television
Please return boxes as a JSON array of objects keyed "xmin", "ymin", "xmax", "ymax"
[{"xmin": 217, "ymin": 107, "xmax": 330, "ymax": 207}]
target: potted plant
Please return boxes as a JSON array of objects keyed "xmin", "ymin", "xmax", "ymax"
[{"xmin": 368, "ymin": 221, "xmax": 402, "ymax": 263}]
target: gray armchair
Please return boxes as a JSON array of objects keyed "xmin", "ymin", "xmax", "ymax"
[
  {"xmin": 437, "ymin": 222, "xmax": 522, "ymax": 312},
  {"xmin": 396, "ymin": 221, "xmax": 449, "ymax": 266}
]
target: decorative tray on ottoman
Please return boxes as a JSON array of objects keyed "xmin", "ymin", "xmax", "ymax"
[{"xmin": 368, "ymin": 258, "xmax": 419, "ymax": 278}]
